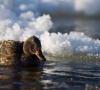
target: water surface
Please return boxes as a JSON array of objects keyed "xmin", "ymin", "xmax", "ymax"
[{"xmin": 0, "ymin": 56, "xmax": 100, "ymax": 90}]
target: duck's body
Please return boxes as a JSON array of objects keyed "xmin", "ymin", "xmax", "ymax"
[{"xmin": 0, "ymin": 36, "xmax": 46, "ymax": 66}]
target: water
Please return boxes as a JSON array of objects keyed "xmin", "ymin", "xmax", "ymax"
[
  {"xmin": 42, "ymin": 57, "xmax": 100, "ymax": 90},
  {"xmin": 51, "ymin": 18, "xmax": 100, "ymax": 40},
  {"xmin": 0, "ymin": 56, "xmax": 100, "ymax": 90},
  {"xmin": 0, "ymin": 18, "xmax": 100, "ymax": 90}
]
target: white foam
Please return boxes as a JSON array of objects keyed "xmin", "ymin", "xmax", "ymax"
[
  {"xmin": 40, "ymin": 31, "xmax": 100, "ymax": 57},
  {"xmin": 40, "ymin": 32, "xmax": 73, "ymax": 57},
  {"xmin": 0, "ymin": 6, "xmax": 100, "ymax": 57},
  {"xmin": 0, "ymin": 6, "xmax": 53, "ymax": 41}
]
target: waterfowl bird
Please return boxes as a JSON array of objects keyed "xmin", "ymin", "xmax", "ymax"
[{"xmin": 0, "ymin": 36, "xmax": 46, "ymax": 66}]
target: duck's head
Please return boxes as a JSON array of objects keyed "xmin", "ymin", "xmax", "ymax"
[{"xmin": 23, "ymin": 36, "xmax": 46, "ymax": 61}]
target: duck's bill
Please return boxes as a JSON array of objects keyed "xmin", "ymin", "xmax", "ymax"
[
  {"xmin": 36, "ymin": 53, "xmax": 46, "ymax": 61},
  {"xmin": 36, "ymin": 50, "xmax": 46, "ymax": 61},
  {"xmin": 30, "ymin": 49, "xmax": 46, "ymax": 61}
]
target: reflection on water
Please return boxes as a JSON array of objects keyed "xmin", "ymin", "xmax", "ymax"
[
  {"xmin": 42, "ymin": 57, "xmax": 100, "ymax": 90},
  {"xmin": 0, "ymin": 57, "xmax": 100, "ymax": 90},
  {"xmin": 0, "ymin": 66, "xmax": 43, "ymax": 90}
]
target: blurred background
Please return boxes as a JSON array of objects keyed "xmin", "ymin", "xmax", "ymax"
[{"xmin": 0, "ymin": 0, "xmax": 100, "ymax": 39}]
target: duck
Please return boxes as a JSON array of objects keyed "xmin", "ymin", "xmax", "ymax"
[{"xmin": 0, "ymin": 36, "xmax": 46, "ymax": 66}]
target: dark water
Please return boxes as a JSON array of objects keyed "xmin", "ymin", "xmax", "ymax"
[
  {"xmin": 50, "ymin": 18, "xmax": 100, "ymax": 40},
  {"xmin": 0, "ymin": 18, "xmax": 100, "ymax": 90},
  {"xmin": 0, "ymin": 57, "xmax": 100, "ymax": 90}
]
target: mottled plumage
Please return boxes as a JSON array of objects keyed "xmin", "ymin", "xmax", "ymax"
[{"xmin": 0, "ymin": 36, "xmax": 46, "ymax": 66}]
